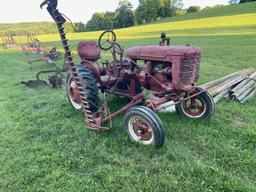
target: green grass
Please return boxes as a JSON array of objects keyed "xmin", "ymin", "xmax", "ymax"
[{"xmin": 0, "ymin": 2, "xmax": 256, "ymax": 192}]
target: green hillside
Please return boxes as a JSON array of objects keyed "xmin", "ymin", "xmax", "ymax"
[
  {"xmin": 0, "ymin": 22, "xmax": 75, "ymax": 35},
  {"xmin": 155, "ymin": 2, "xmax": 256, "ymax": 23},
  {"xmin": 34, "ymin": 1, "xmax": 256, "ymax": 44},
  {"xmin": 0, "ymin": 2, "xmax": 256, "ymax": 192}
]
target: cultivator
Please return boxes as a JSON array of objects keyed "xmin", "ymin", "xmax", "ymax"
[
  {"xmin": 40, "ymin": 0, "xmax": 215, "ymax": 147},
  {"xmin": 1, "ymin": 33, "xmax": 17, "ymax": 47},
  {"xmin": 26, "ymin": 47, "xmax": 61, "ymax": 69}
]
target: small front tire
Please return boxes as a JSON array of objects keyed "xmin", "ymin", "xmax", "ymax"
[
  {"xmin": 123, "ymin": 106, "xmax": 165, "ymax": 148},
  {"xmin": 175, "ymin": 87, "xmax": 214, "ymax": 120}
]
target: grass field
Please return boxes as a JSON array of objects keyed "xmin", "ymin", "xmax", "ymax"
[{"xmin": 0, "ymin": 2, "xmax": 256, "ymax": 192}]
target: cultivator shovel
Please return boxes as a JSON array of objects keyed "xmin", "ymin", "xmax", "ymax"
[{"xmin": 21, "ymin": 67, "xmax": 65, "ymax": 88}]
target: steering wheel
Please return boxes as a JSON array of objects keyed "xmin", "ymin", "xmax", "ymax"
[{"xmin": 98, "ymin": 30, "xmax": 117, "ymax": 51}]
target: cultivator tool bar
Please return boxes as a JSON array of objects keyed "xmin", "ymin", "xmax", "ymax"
[{"xmin": 40, "ymin": 0, "xmax": 107, "ymax": 131}]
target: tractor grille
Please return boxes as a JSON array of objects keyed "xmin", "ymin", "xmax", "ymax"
[{"xmin": 180, "ymin": 57, "xmax": 200, "ymax": 86}]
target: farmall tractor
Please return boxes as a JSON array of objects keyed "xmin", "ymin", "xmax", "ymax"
[{"xmin": 41, "ymin": 0, "xmax": 214, "ymax": 147}]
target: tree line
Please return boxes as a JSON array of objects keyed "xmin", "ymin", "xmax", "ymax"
[
  {"xmin": 0, "ymin": 0, "xmax": 254, "ymax": 35},
  {"xmin": 86, "ymin": 0, "xmax": 185, "ymax": 31},
  {"xmin": 85, "ymin": 0, "xmax": 255, "ymax": 32},
  {"xmin": 229, "ymin": 0, "xmax": 256, "ymax": 3}
]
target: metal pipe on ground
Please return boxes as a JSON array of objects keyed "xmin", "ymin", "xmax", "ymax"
[
  {"xmin": 236, "ymin": 87, "xmax": 254, "ymax": 102},
  {"xmin": 229, "ymin": 79, "xmax": 250, "ymax": 95},
  {"xmin": 207, "ymin": 74, "xmax": 247, "ymax": 96},
  {"xmin": 200, "ymin": 68, "xmax": 255, "ymax": 90},
  {"xmin": 213, "ymin": 89, "xmax": 230, "ymax": 103},
  {"xmin": 231, "ymin": 72, "xmax": 256, "ymax": 100},
  {"xmin": 240, "ymin": 88, "xmax": 256, "ymax": 103}
]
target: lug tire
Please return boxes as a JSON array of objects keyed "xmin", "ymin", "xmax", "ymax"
[
  {"xmin": 123, "ymin": 106, "xmax": 165, "ymax": 148},
  {"xmin": 66, "ymin": 65, "xmax": 99, "ymax": 112}
]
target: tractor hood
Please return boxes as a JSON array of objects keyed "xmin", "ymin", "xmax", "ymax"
[{"xmin": 126, "ymin": 45, "xmax": 201, "ymax": 62}]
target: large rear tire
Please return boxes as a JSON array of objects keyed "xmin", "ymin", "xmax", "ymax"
[
  {"xmin": 175, "ymin": 87, "xmax": 214, "ymax": 120},
  {"xmin": 123, "ymin": 106, "xmax": 165, "ymax": 148},
  {"xmin": 66, "ymin": 65, "xmax": 99, "ymax": 112}
]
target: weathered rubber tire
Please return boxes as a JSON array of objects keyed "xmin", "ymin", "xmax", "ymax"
[
  {"xmin": 123, "ymin": 106, "xmax": 165, "ymax": 148},
  {"xmin": 175, "ymin": 87, "xmax": 214, "ymax": 120},
  {"xmin": 66, "ymin": 65, "xmax": 99, "ymax": 112}
]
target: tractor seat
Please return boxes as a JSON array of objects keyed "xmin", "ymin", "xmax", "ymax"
[
  {"xmin": 100, "ymin": 75, "xmax": 117, "ymax": 87},
  {"xmin": 77, "ymin": 41, "xmax": 100, "ymax": 62}
]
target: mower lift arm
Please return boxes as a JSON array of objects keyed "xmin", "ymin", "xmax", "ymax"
[
  {"xmin": 40, "ymin": 0, "xmax": 66, "ymax": 24},
  {"xmin": 40, "ymin": 0, "xmax": 57, "ymax": 9},
  {"xmin": 40, "ymin": 0, "xmax": 104, "ymax": 130}
]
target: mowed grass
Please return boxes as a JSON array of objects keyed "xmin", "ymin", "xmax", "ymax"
[{"xmin": 0, "ymin": 2, "xmax": 256, "ymax": 192}]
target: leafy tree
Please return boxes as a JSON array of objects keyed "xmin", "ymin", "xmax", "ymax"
[
  {"xmin": 114, "ymin": 0, "xmax": 135, "ymax": 28},
  {"xmin": 239, "ymin": 0, "xmax": 256, "ymax": 3},
  {"xmin": 102, "ymin": 12, "xmax": 115, "ymax": 30},
  {"xmin": 86, "ymin": 12, "xmax": 114, "ymax": 31},
  {"xmin": 157, "ymin": 0, "xmax": 183, "ymax": 18},
  {"xmin": 74, "ymin": 22, "xmax": 86, "ymax": 32},
  {"xmin": 135, "ymin": 0, "xmax": 160, "ymax": 24},
  {"xmin": 85, "ymin": 1, "xmax": 135, "ymax": 31},
  {"xmin": 229, "ymin": 0, "xmax": 240, "ymax": 4},
  {"xmin": 186, "ymin": 6, "xmax": 201, "ymax": 13},
  {"xmin": 86, "ymin": 13, "xmax": 105, "ymax": 31},
  {"xmin": 158, "ymin": 0, "xmax": 172, "ymax": 17}
]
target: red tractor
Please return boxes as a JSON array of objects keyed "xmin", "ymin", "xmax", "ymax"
[{"xmin": 41, "ymin": 0, "xmax": 214, "ymax": 147}]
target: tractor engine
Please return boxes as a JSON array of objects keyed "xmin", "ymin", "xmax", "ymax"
[
  {"xmin": 140, "ymin": 61, "xmax": 172, "ymax": 92},
  {"xmin": 126, "ymin": 45, "xmax": 201, "ymax": 93}
]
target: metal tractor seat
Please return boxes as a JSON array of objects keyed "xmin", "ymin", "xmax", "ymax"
[{"xmin": 77, "ymin": 41, "xmax": 117, "ymax": 87}]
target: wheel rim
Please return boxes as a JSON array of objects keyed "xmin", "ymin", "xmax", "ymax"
[
  {"xmin": 67, "ymin": 76, "xmax": 82, "ymax": 110},
  {"xmin": 128, "ymin": 116, "xmax": 154, "ymax": 145},
  {"xmin": 181, "ymin": 96, "xmax": 206, "ymax": 118}
]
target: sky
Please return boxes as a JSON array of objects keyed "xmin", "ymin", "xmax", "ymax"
[{"xmin": 0, "ymin": 0, "xmax": 229, "ymax": 23}]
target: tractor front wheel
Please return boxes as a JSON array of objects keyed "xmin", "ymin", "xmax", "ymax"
[
  {"xmin": 66, "ymin": 65, "xmax": 99, "ymax": 112},
  {"xmin": 123, "ymin": 106, "xmax": 165, "ymax": 148},
  {"xmin": 175, "ymin": 87, "xmax": 214, "ymax": 120}
]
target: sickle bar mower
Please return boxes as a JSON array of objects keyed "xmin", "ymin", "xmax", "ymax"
[{"xmin": 40, "ymin": 0, "xmax": 215, "ymax": 147}]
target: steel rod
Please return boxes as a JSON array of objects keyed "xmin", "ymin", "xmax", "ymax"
[
  {"xmin": 200, "ymin": 68, "xmax": 255, "ymax": 90},
  {"xmin": 240, "ymin": 88, "xmax": 256, "ymax": 103}
]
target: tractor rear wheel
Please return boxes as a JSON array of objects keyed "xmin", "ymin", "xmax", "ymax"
[
  {"xmin": 175, "ymin": 87, "xmax": 214, "ymax": 120},
  {"xmin": 123, "ymin": 106, "xmax": 165, "ymax": 148},
  {"xmin": 66, "ymin": 65, "xmax": 99, "ymax": 112}
]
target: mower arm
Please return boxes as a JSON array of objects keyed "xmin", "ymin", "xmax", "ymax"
[
  {"xmin": 40, "ymin": 0, "xmax": 57, "ymax": 9},
  {"xmin": 40, "ymin": 0, "xmax": 66, "ymax": 24}
]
